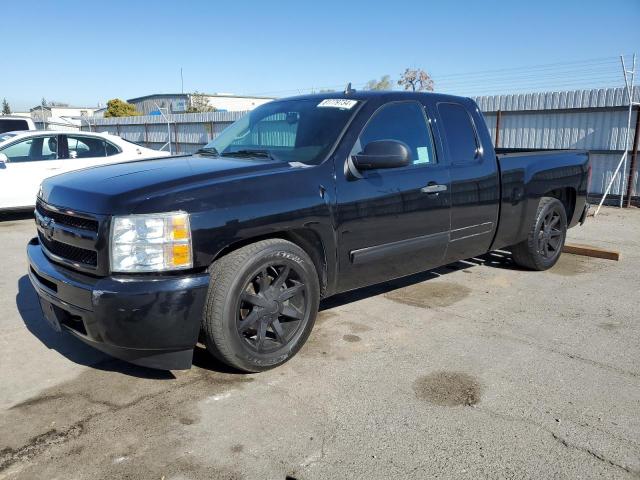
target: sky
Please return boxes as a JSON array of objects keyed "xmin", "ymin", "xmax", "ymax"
[{"xmin": 2, "ymin": 0, "xmax": 639, "ymax": 111}]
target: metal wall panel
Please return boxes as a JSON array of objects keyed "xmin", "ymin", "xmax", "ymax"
[
  {"xmin": 90, "ymin": 111, "xmax": 245, "ymax": 126},
  {"xmin": 589, "ymin": 153, "xmax": 634, "ymax": 196},
  {"xmin": 481, "ymin": 113, "xmax": 497, "ymax": 143},
  {"xmin": 498, "ymin": 110, "xmax": 636, "ymax": 151},
  {"xmin": 474, "ymin": 86, "xmax": 640, "ymax": 113}
]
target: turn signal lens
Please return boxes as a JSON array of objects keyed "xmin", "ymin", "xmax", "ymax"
[
  {"xmin": 169, "ymin": 244, "xmax": 191, "ymax": 266},
  {"xmin": 171, "ymin": 216, "xmax": 189, "ymax": 241}
]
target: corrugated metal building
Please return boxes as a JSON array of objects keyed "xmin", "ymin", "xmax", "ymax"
[
  {"xmin": 474, "ymin": 86, "xmax": 640, "ymax": 204},
  {"xmin": 127, "ymin": 93, "xmax": 274, "ymax": 115},
  {"xmin": 84, "ymin": 86, "xmax": 640, "ymax": 204},
  {"xmin": 85, "ymin": 110, "xmax": 245, "ymax": 153}
]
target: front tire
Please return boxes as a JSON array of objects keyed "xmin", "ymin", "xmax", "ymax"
[
  {"xmin": 202, "ymin": 239, "xmax": 320, "ymax": 372},
  {"xmin": 511, "ymin": 196, "xmax": 567, "ymax": 271}
]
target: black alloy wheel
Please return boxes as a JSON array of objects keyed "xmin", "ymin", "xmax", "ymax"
[
  {"xmin": 203, "ymin": 239, "xmax": 320, "ymax": 372},
  {"xmin": 237, "ymin": 263, "xmax": 308, "ymax": 353},
  {"xmin": 511, "ymin": 196, "xmax": 568, "ymax": 271},
  {"xmin": 537, "ymin": 207, "xmax": 564, "ymax": 259}
]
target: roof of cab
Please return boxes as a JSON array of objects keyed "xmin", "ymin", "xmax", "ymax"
[{"xmin": 280, "ymin": 89, "xmax": 473, "ymax": 104}]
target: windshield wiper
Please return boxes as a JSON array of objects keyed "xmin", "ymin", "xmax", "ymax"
[
  {"xmin": 222, "ymin": 149, "xmax": 275, "ymax": 160},
  {"xmin": 196, "ymin": 147, "xmax": 220, "ymax": 156}
]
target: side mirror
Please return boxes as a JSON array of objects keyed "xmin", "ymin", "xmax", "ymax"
[
  {"xmin": 352, "ymin": 140, "xmax": 411, "ymax": 170},
  {"xmin": 0, "ymin": 153, "xmax": 7, "ymax": 168}
]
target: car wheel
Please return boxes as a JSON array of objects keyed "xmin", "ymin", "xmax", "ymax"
[
  {"xmin": 511, "ymin": 196, "xmax": 567, "ymax": 271},
  {"xmin": 202, "ymin": 239, "xmax": 320, "ymax": 372}
]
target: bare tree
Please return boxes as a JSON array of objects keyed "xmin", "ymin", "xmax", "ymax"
[
  {"xmin": 365, "ymin": 75, "xmax": 393, "ymax": 90},
  {"xmin": 397, "ymin": 68, "xmax": 434, "ymax": 92}
]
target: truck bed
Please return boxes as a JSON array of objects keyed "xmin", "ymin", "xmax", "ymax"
[{"xmin": 491, "ymin": 149, "xmax": 590, "ymax": 251}]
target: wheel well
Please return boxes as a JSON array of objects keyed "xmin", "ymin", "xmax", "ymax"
[
  {"xmin": 544, "ymin": 187, "xmax": 576, "ymax": 221},
  {"xmin": 212, "ymin": 229, "xmax": 329, "ymax": 297}
]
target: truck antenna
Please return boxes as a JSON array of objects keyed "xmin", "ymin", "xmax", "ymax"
[{"xmin": 344, "ymin": 82, "xmax": 355, "ymax": 95}]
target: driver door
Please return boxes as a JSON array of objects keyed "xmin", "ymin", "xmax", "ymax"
[
  {"xmin": 334, "ymin": 101, "xmax": 451, "ymax": 292},
  {"xmin": 0, "ymin": 134, "xmax": 62, "ymax": 209}
]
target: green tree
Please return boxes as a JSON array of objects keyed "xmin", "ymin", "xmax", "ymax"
[
  {"xmin": 1, "ymin": 98, "xmax": 10, "ymax": 115},
  {"xmin": 397, "ymin": 68, "xmax": 434, "ymax": 92},
  {"xmin": 186, "ymin": 92, "xmax": 216, "ymax": 113},
  {"xmin": 365, "ymin": 75, "xmax": 393, "ymax": 91},
  {"xmin": 104, "ymin": 98, "xmax": 142, "ymax": 118}
]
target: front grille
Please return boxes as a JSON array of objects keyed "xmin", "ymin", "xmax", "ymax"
[
  {"xmin": 35, "ymin": 199, "xmax": 102, "ymax": 271},
  {"xmin": 36, "ymin": 201, "xmax": 99, "ymax": 232},
  {"xmin": 39, "ymin": 234, "xmax": 98, "ymax": 267}
]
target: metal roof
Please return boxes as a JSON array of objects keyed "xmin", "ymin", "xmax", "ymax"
[{"xmin": 127, "ymin": 93, "xmax": 276, "ymax": 103}]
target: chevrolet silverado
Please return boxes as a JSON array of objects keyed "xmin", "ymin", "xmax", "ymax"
[{"xmin": 27, "ymin": 91, "xmax": 590, "ymax": 372}]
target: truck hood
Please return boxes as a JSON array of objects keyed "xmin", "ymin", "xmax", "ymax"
[{"xmin": 39, "ymin": 154, "xmax": 297, "ymax": 214}]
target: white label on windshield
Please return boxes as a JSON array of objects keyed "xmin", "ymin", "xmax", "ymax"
[{"xmin": 317, "ymin": 99, "xmax": 358, "ymax": 109}]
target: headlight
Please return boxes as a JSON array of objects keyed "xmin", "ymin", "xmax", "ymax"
[{"xmin": 110, "ymin": 212, "xmax": 192, "ymax": 272}]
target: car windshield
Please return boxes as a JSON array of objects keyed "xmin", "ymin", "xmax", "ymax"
[
  {"xmin": 0, "ymin": 132, "xmax": 18, "ymax": 144},
  {"xmin": 203, "ymin": 98, "xmax": 359, "ymax": 165}
]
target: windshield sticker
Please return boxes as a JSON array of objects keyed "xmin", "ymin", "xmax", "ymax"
[{"xmin": 317, "ymin": 99, "xmax": 358, "ymax": 109}]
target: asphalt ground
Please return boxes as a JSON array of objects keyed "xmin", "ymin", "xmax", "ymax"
[{"xmin": 0, "ymin": 207, "xmax": 638, "ymax": 479}]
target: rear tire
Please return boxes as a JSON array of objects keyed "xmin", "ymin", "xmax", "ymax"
[
  {"xmin": 511, "ymin": 197, "xmax": 567, "ymax": 271},
  {"xmin": 202, "ymin": 239, "xmax": 320, "ymax": 373}
]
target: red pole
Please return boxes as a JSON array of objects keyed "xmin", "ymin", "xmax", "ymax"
[
  {"xmin": 494, "ymin": 110, "xmax": 502, "ymax": 148},
  {"xmin": 625, "ymin": 108, "xmax": 640, "ymax": 207}
]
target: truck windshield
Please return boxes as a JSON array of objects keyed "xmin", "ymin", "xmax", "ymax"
[{"xmin": 203, "ymin": 98, "xmax": 359, "ymax": 165}]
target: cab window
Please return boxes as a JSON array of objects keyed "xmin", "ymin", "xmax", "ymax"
[
  {"xmin": 437, "ymin": 103, "xmax": 480, "ymax": 164},
  {"xmin": 352, "ymin": 102, "xmax": 436, "ymax": 166},
  {"xmin": 1, "ymin": 136, "xmax": 58, "ymax": 162}
]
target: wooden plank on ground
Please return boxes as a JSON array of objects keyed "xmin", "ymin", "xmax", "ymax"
[{"xmin": 562, "ymin": 243, "xmax": 620, "ymax": 261}]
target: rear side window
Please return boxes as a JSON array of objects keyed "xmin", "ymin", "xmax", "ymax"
[
  {"xmin": 66, "ymin": 135, "xmax": 111, "ymax": 159},
  {"xmin": 354, "ymin": 102, "xmax": 436, "ymax": 166},
  {"xmin": 437, "ymin": 103, "xmax": 479, "ymax": 164},
  {"xmin": 105, "ymin": 141, "xmax": 120, "ymax": 156},
  {"xmin": 0, "ymin": 119, "xmax": 28, "ymax": 134}
]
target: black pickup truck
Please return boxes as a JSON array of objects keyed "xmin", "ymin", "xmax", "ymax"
[{"xmin": 27, "ymin": 91, "xmax": 590, "ymax": 372}]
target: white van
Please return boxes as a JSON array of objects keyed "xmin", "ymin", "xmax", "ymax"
[{"xmin": 0, "ymin": 116, "xmax": 36, "ymax": 134}]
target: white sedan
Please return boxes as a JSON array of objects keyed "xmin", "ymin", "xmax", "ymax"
[{"xmin": 0, "ymin": 130, "xmax": 170, "ymax": 210}]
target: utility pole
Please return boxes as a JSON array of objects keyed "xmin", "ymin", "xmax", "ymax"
[{"xmin": 181, "ymin": 68, "xmax": 184, "ymax": 94}]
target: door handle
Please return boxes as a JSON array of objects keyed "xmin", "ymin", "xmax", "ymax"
[{"xmin": 421, "ymin": 183, "xmax": 447, "ymax": 194}]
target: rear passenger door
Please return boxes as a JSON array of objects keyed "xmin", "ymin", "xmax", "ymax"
[
  {"xmin": 435, "ymin": 102, "xmax": 500, "ymax": 262},
  {"xmin": 335, "ymin": 100, "xmax": 451, "ymax": 291}
]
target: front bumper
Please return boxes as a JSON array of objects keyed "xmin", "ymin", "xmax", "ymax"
[{"xmin": 27, "ymin": 237, "xmax": 209, "ymax": 370}]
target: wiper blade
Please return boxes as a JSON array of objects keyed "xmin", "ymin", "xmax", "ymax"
[
  {"xmin": 196, "ymin": 147, "xmax": 220, "ymax": 156},
  {"xmin": 222, "ymin": 149, "xmax": 274, "ymax": 160}
]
